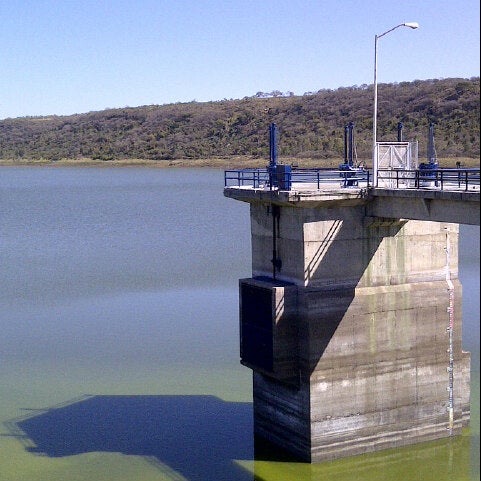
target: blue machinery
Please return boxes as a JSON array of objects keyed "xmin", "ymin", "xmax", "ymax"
[
  {"xmin": 341, "ymin": 122, "xmax": 355, "ymax": 169},
  {"xmin": 268, "ymin": 123, "xmax": 278, "ymax": 178},
  {"xmin": 268, "ymin": 122, "xmax": 365, "ymax": 190},
  {"xmin": 268, "ymin": 123, "xmax": 292, "ymax": 190},
  {"xmin": 418, "ymin": 122, "xmax": 439, "ymax": 181},
  {"xmin": 397, "ymin": 121, "xmax": 403, "ymax": 141},
  {"xmin": 224, "ymin": 122, "xmax": 479, "ymax": 191},
  {"xmin": 338, "ymin": 122, "xmax": 365, "ymax": 186}
]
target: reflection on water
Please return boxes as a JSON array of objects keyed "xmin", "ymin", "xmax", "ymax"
[
  {"xmin": 0, "ymin": 168, "xmax": 479, "ymax": 481},
  {"xmin": 253, "ymin": 433, "xmax": 471, "ymax": 481}
]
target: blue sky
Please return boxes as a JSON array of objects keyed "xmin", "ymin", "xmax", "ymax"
[{"xmin": 0, "ymin": 0, "xmax": 479, "ymax": 119}]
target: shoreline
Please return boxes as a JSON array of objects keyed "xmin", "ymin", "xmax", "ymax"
[
  {"xmin": 0, "ymin": 157, "xmax": 342, "ymax": 169},
  {"xmin": 0, "ymin": 156, "xmax": 478, "ymax": 169}
]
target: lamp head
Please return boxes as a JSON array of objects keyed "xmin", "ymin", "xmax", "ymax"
[{"xmin": 403, "ymin": 22, "xmax": 419, "ymax": 29}]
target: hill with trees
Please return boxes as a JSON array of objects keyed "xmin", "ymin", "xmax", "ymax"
[{"xmin": 0, "ymin": 77, "xmax": 479, "ymax": 165}]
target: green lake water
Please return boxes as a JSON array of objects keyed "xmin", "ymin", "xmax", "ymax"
[{"xmin": 0, "ymin": 167, "xmax": 478, "ymax": 481}]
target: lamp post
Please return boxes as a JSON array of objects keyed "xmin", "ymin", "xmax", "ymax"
[{"xmin": 372, "ymin": 22, "xmax": 418, "ymax": 186}]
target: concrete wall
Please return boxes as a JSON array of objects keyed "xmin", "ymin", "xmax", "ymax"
[
  {"xmin": 242, "ymin": 201, "xmax": 470, "ymax": 462},
  {"xmin": 367, "ymin": 188, "xmax": 480, "ymax": 226}
]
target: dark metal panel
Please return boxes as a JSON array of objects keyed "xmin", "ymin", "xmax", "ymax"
[{"xmin": 240, "ymin": 284, "xmax": 273, "ymax": 372}]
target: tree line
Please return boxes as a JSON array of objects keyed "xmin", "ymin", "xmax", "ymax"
[{"xmin": 0, "ymin": 77, "xmax": 478, "ymax": 163}]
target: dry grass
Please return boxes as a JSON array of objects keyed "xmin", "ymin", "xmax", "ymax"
[{"xmin": 0, "ymin": 156, "xmax": 478, "ymax": 169}]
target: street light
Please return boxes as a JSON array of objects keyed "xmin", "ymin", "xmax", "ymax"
[{"xmin": 372, "ymin": 22, "xmax": 419, "ymax": 186}]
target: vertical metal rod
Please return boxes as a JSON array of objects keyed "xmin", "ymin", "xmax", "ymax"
[
  {"xmin": 348, "ymin": 122, "xmax": 354, "ymax": 166},
  {"xmin": 269, "ymin": 123, "xmax": 278, "ymax": 189},
  {"xmin": 271, "ymin": 205, "xmax": 281, "ymax": 280},
  {"xmin": 269, "ymin": 123, "xmax": 278, "ymax": 166},
  {"xmin": 272, "ymin": 207, "xmax": 277, "ymax": 280},
  {"xmin": 428, "ymin": 122, "xmax": 437, "ymax": 165}
]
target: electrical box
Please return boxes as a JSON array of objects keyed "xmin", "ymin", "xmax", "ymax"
[{"xmin": 239, "ymin": 277, "xmax": 298, "ymax": 383}]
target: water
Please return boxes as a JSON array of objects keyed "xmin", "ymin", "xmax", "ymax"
[{"xmin": 0, "ymin": 167, "xmax": 478, "ymax": 481}]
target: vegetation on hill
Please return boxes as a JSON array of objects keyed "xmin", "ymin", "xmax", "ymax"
[{"xmin": 0, "ymin": 77, "xmax": 479, "ymax": 165}]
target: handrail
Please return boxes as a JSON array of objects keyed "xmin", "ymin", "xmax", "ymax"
[
  {"xmin": 377, "ymin": 168, "xmax": 480, "ymax": 191},
  {"xmin": 224, "ymin": 167, "xmax": 371, "ymax": 190},
  {"xmin": 224, "ymin": 167, "xmax": 480, "ymax": 192}
]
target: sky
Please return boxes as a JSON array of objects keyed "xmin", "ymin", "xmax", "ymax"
[{"xmin": 0, "ymin": 0, "xmax": 479, "ymax": 119}]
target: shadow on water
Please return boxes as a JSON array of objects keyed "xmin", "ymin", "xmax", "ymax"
[
  {"xmin": 3, "ymin": 394, "xmax": 474, "ymax": 481},
  {"xmin": 7, "ymin": 395, "xmax": 254, "ymax": 481}
]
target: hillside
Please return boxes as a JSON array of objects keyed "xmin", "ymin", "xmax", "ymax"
[{"xmin": 0, "ymin": 77, "xmax": 479, "ymax": 165}]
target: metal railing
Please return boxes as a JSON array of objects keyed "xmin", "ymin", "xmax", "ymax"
[
  {"xmin": 224, "ymin": 168, "xmax": 270, "ymax": 189},
  {"xmin": 224, "ymin": 168, "xmax": 371, "ymax": 190},
  {"xmin": 224, "ymin": 167, "xmax": 480, "ymax": 192},
  {"xmin": 377, "ymin": 168, "xmax": 480, "ymax": 191}
]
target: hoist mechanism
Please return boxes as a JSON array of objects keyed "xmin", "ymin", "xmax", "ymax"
[
  {"xmin": 268, "ymin": 122, "xmax": 278, "ymax": 186},
  {"xmin": 268, "ymin": 123, "xmax": 292, "ymax": 190},
  {"xmin": 418, "ymin": 122, "xmax": 439, "ymax": 179},
  {"xmin": 339, "ymin": 122, "xmax": 363, "ymax": 186},
  {"xmin": 340, "ymin": 121, "xmax": 355, "ymax": 169},
  {"xmin": 397, "ymin": 121, "xmax": 403, "ymax": 142}
]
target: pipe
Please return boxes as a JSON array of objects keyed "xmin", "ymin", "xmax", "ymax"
[
  {"xmin": 428, "ymin": 122, "xmax": 436, "ymax": 165},
  {"xmin": 348, "ymin": 122, "xmax": 354, "ymax": 166},
  {"xmin": 269, "ymin": 123, "xmax": 278, "ymax": 168},
  {"xmin": 271, "ymin": 205, "xmax": 281, "ymax": 279},
  {"xmin": 269, "ymin": 123, "xmax": 278, "ymax": 189}
]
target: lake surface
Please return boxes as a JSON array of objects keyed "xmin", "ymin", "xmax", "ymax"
[{"xmin": 0, "ymin": 167, "xmax": 478, "ymax": 481}]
